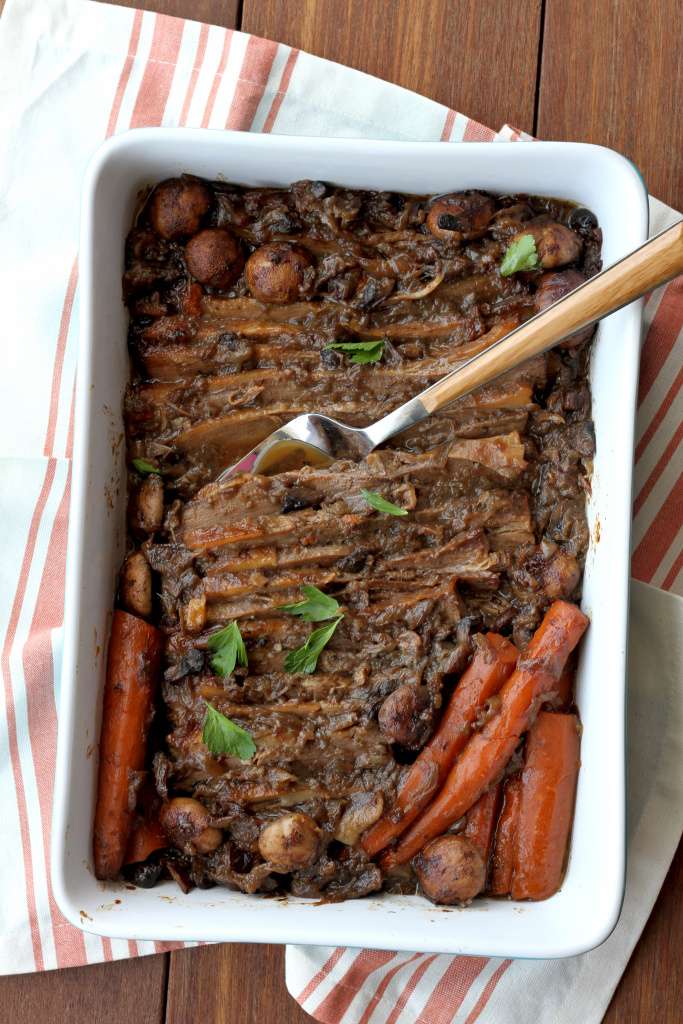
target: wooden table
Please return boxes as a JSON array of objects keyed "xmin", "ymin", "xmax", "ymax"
[{"xmin": 3, "ymin": 2, "xmax": 682, "ymax": 1021}]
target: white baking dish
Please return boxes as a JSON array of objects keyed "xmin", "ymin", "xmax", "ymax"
[{"xmin": 52, "ymin": 129, "xmax": 647, "ymax": 958}]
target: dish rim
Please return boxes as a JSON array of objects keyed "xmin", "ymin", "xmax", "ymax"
[{"xmin": 51, "ymin": 127, "xmax": 648, "ymax": 958}]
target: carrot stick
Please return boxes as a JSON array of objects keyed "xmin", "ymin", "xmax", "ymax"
[
  {"xmin": 94, "ymin": 610, "xmax": 163, "ymax": 879},
  {"xmin": 379, "ymin": 600, "xmax": 588, "ymax": 870},
  {"xmin": 463, "ymin": 780, "xmax": 503, "ymax": 867},
  {"xmin": 361, "ymin": 633, "xmax": 518, "ymax": 857},
  {"xmin": 544, "ymin": 654, "xmax": 575, "ymax": 712},
  {"xmin": 510, "ymin": 711, "xmax": 580, "ymax": 900},
  {"xmin": 123, "ymin": 814, "xmax": 169, "ymax": 866},
  {"xmin": 489, "ymin": 776, "xmax": 522, "ymax": 894}
]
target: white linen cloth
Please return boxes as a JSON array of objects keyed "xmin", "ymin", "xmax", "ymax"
[{"xmin": 0, "ymin": 6, "xmax": 681, "ymax": 1024}]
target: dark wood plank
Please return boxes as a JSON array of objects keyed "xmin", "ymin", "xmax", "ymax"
[
  {"xmin": 166, "ymin": 943, "xmax": 318, "ymax": 1024},
  {"xmin": 241, "ymin": 0, "xmax": 543, "ymax": 135},
  {"xmin": 602, "ymin": 836, "xmax": 683, "ymax": 1023},
  {"xmin": 0, "ymin": 954, "xmax": 167, "ymax": 1024},
  {"xmin": 537, "ymin": 0, "xmax": 683, "ymax": 211},
  {"xmin": 98, "ymin": 0, "xmax": 240, "ymax": 30}
]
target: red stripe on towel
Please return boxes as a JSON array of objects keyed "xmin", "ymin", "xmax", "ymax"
[
  {"xmin": 314, "ymin": 950, "xmax": 396, "ymax": 1024},
  {"xmin": 440, "ymin": 109, "xmax": 456, "ymax": 141},
  {"xmin": 224, "ymin": 36, "xmax": 279, "ymax": 130},
  {"xmin": 201, "ymin": 28, "xmax": 233, "ymax": 127},
  {"xmin": 105, "ymin": 8, "xmax": 144, "ymax": 138},
  {"xmin": 632, "ymin": 471, "xmax": 683, "ymax": 582},
  {"xmin": 262, "ymin": 48, "xmax": 300, "ymax": 133},
  {"xmin": 414, "ymin": 957, "xmax": 490, "ymax": 1024},
  {"xmin": 43, "ymin": 257, "xmax": 78, "ymax": 458},
  {"xmin": 1, "ymin": 461, "xmax": 57, "ymax": 971},
  {"xmin": 129, "ymin": 14, "xmax": 185, "ymax": 128},
  {"xmin": 463, "ymin": 960, "xmax": 514, "ymax": 1023},
  {"xmin": 179, "ymin": 22, "xmax": 210, "ymax": 126},
  {"xmin": 357, "ymin": 955, "xmax": 423, "ymax": 1024},
  {"xmin": 298, "ymin": 947, "xmax": 346, "ymax": 1006},
  {"xmin": 637, "ymin": 277, "xmax": 683, "ymax": 407}
]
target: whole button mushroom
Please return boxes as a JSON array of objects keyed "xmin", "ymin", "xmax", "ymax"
[
  {"xmin": 258, "ymin": 812, "xmax": 321, "ymax": 871},
  {"xmin": 378, "ymin": 684, "xmax": 433, "ymax": 749},
  {"xmin": 508, "ymin": 215, "xmax": 582, "ymax": 269},
  {"xmin": 245, "ymin": 242, "xmax": 314, "ymax": 303},
  {"xmin": 426, "ymin": 192, "xmax": 496, "ymax": 242},
  {"xmin": 148, "ymin": 175, "xmax": 211, "ymax": 241},
  {"xmin": 128, "ymin": 473, "xmax": 164, "ymax": 537},
  {"xmin": 159, "ymin": 797, "xmax": 222, "ymax": 856},
  {"xmin": 185, "ymin": 228, "xmax": 245, "ymax": 290},
  {"xmin": 415, "ymin": 835, "xmax": 487, "ymax": 905},
  {"xmin": 534, "ymin": 268, "xmax": 595, "ymax": 349},
  {"xmin": 119, "ymin": 550, "xmax": 152, "ymax": 619}
]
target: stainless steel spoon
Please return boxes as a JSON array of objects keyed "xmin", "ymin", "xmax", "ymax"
[{"xmin": 217, "ymin": 219, "xmax": 683, "ymax": 482}]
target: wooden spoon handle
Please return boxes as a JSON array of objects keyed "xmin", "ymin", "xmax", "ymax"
[{"xmin": 419, "ymin": 219, "xmax": 683, "ymax": 414}]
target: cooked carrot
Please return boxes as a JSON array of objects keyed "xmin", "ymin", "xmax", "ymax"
[
  {"xmin": 463, "ymin": 780, "xmax": 503, "ymax": 866},
  {"xmin": 379, "ymin": 600, "xmax": 588, "ymax": 870},
  {"xmin": 123, "ymin": 814, "xmax": 168, "ymax": 866},
  {"xmin": 489, "ymin": 776, "xmax": 522, "ymax": 894},
  {"xmin": 93, "ymin": 610, "xmax": 163, "ymax": 879},
  {"xmin": 545, "ymin": 654, "xmax": 575, "ymax": 712},
  {"xmin": 510, "ymin": 711, "xmax": 581, "ymax": 900},
  {"xmin": 361, "ymin": 633, "xmax": 518, "ymax": 857}
]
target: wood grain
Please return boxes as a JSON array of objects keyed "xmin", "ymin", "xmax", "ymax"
[
  {"xmin": 241, "ymin": 0, "xmax": 543, "ymax": 135},
  {"xmin": 100, "ymin": 0, "xmax": 240, "ymax": 28},
  {"xmin": 166, "ymin": 943, "xmax": 318, "ymax": 1024},
  {"xmin": 603, "ymin": 837, "xmax": 683, "ymax": 1023},
  {"xmin": 538, "ymin": 0, "xmax": 683, "ymax": 211},
  {"xmin": 0, "ymin": 955, "xmax": 167, "ymax": 1024}
]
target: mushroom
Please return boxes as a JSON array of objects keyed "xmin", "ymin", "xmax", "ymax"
[
  {"xmin": 257, "ymin": 812, "xmax": 321, "ymax": 871},
  {"xmin": 378, "ymin": 684, "xmax": 433, "ymax": 749},
  {"xmin": 119, "ymin": 550, "xmax": 152, "ymax": 619},
  {"xmin": 159, "ymin": 797, "xmax": 222, "ymax": 856},
  {"xmin": 334, "ymin": 793, "xmax": 384, "ymax": 846},
  {"xmin": 508, "ymin": 215, "xmax": 582, "ymax": 268},
  {"xmin": 415, "ymin": 835, "xmax": 487, "ymax": 905},
  {"xmin": 148, "ymin": 175, "xmax": 211, "ymax": 241},
  {"xmin": 539, "ymin": 547, "xmax": 581, "ymax": 601},
  {"xmin": 185, "ymin": 228, "xmax": 245, "ymax": 290},
  {"xmin": 128, "ymin": 473, "xmax": 164, "ymax": 536},
  {"xmin": 245, "ymin": 242, "xmax": 314, "ymax": 303},
  {"xmin": 425, "ymin": 192, "xmax": 496, "ymax": 242},
  {"xmin": 534, "ymin": 268, "xmax": 595, "ymax": 349}
]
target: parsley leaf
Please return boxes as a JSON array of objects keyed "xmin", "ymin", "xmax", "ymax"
[
  {"xmin": 284, "ymin": 616, "xmax": 342, "ymax": 675},
  {"xmin": 361, "ymin": 488, "xmax": 408, "ymax": 516},
  {"xmin": 207, "ymin": 620, "xmax": 248, "ymax": 677},
  {"xmin": 323, "ymin": 339, "xmax": 385, "ymax": 364},
  {"xmin": 279, "ymin": 585, "xmax": 341, "ymax": 622},
  {"xmin": 132, "ymin": 458, "xmax": 162, "ymax": 476},
  {"xmin": 500, "ymin": 234, "xmax": 541, "ymax": 276},
  {"xmin": 202, "ymin": 701, "xmax": 256, "ymax": 759}
]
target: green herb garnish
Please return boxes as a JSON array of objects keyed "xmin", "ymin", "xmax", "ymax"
[
  {"xmin": 360, "ymin": 488, "xmax": 408, "ymax": 516},
  {"xmin": 132, "ymin": 458, "xmax": 162, "ymax": 476},
  {"xmin": 284, "ymin": 616, "xmax": 342, "ymax": 675},
  {"xmin": 280, "ymin": 585, "xmax": 341, "ymax": 622},
  {"xmin": 202, "ymin": 701, "xmax": 256, "ymax": 759},
  {"xmin": 323, "ymin": 339, "xmax": 385, "ymax": 364},
  {"xmin": 500, "ymin": 234, "xmax": 541, "ymax": 276},
  {"xmin": 207, "ymin": 620, "xmax": 248, "ymax": 677}
]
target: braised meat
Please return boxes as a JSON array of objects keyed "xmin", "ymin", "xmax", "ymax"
[{"xmin": 110, "ymin": 178, "xmax": 599, "ymax": 901}]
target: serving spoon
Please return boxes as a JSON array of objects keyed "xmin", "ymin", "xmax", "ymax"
[{"xmin": 217, "ymin": 219, "xmax": 683, "ymax": 482}]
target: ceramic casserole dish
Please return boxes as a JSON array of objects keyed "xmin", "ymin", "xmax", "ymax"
[{"xmin": 52, "ymin": 129, "xmax": 648, "ymax": 958}]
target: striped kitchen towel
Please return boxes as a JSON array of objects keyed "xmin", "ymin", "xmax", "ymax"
[{"xmin": 0, "ymin": 5, "xmax": 682, "ymax": 1024}]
